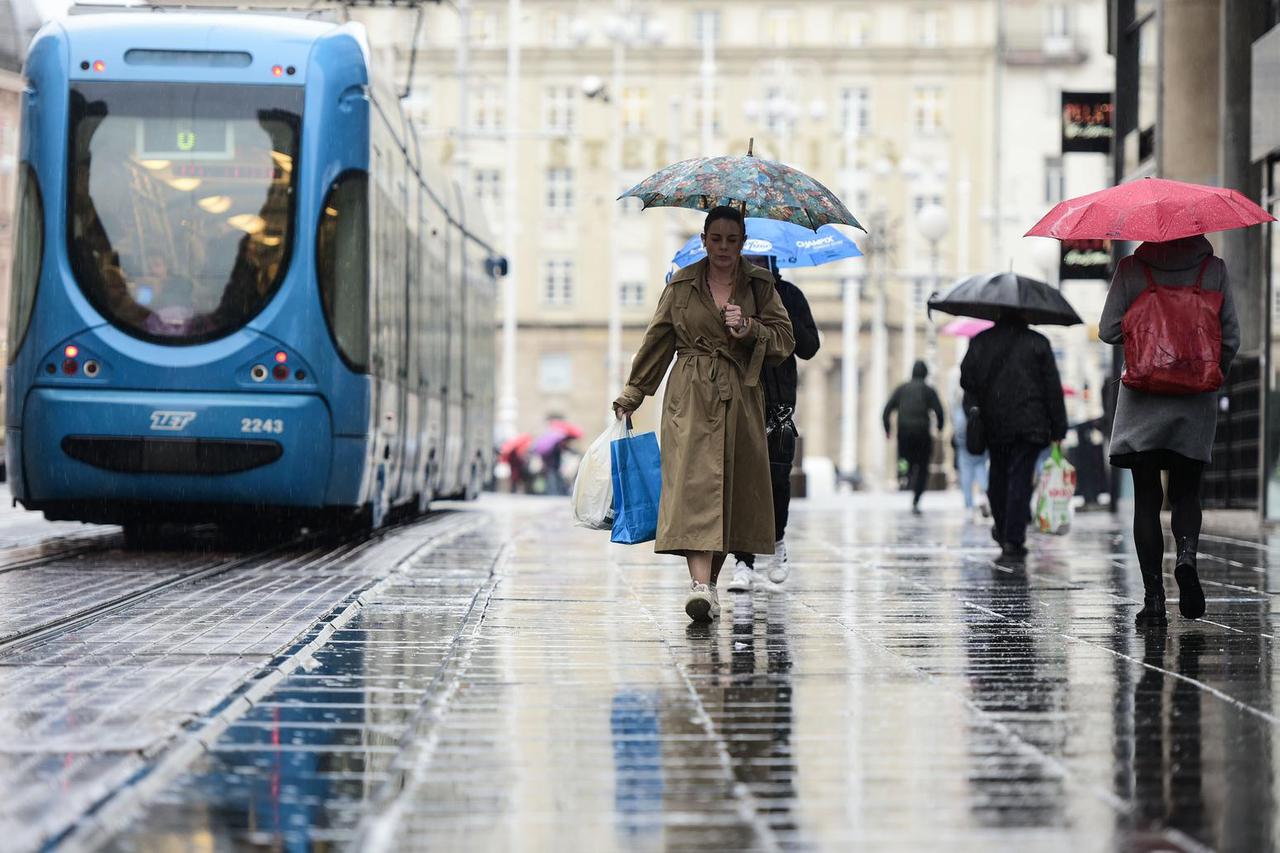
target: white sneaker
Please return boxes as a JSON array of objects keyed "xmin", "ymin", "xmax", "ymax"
[
  {"xmin": 767, "ymin": 539, "xmax": 790, "ymax": 585},
  {"xmin": 708, "ymin": 585, "xmax": 721, "ymax": 619},
  {"xmin": 685, "ymin": 582, "xmax": 714, "ymax": 622},
  {"xmin": 726, "ymin": 560, "xmax": 755, "ymax": 592}
]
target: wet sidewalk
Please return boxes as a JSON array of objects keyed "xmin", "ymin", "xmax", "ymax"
[{"xmin": 102, "ymin": 493, "xmax": 1280, "ymax": 851}]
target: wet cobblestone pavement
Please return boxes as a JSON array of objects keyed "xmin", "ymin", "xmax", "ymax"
[{"xmin": 6, "ymin": 494, "xmax": 1280, "ymax": 850}]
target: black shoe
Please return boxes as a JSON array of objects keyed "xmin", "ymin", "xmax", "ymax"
[
  {"xmin": 1175, "ymin": 537, "xmax": 1205, "ymax": 619},
  {"xmin": 911, "ymin": 504, "xmax": 923, "ymax": 516}
]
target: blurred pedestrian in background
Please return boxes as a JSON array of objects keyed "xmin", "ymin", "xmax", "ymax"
[
  {"xmin": 727, "ymin": 255, "xmax": 820, "ymax": 592},
  {"xmin": 1100, "ymin": 235, "xmax": 1239, "ymax": 624},
  {"xmin": 948, "ymin": 366, "xmax": 989, "ymax": 521},
  {"xmin": 961, "ymin": 312, "xmax": 1067, "ymax": 563},
  {"xmin": 883, "ymin": 361, "xmax": 944, "ymax": 516},
  {"xmin": 613, "ymin": 206, "xmax": 795, "ymax": 623}
]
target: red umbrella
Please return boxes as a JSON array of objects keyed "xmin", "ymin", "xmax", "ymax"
[
  {"xmin": 1026, "ymin": 177, "xmax": 1275, "ymax": 243},
  {"xmin": 499, "ymin": 433, "xmax": 532, "ymax": 461},
  {"xmin": 548, "ymin": 419, "xmax": 583, "ymax": 440}
]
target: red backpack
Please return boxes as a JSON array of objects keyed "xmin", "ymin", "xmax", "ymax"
[{"xmin": 1121, "ymin": 257, "xmax": 1223, "ymax": 396}]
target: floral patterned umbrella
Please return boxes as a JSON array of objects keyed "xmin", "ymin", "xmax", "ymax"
[{"xmin": 619, "ymin": 141, "xmax": 865, "ymax": 232}]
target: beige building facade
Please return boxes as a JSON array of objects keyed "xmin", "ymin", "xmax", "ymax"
[{"xmin": 16, "ymin": 1, "xmax": 1105, "ymax": 491}]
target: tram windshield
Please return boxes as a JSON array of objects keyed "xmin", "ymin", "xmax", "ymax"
[{"xmin": 68, "ymin": 82, "xmax": 302, "ymax": 343}]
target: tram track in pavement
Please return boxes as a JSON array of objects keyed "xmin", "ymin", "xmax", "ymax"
[{"xmin": 0, "ymin": 514, "xmax": 459, "ymax": 657}]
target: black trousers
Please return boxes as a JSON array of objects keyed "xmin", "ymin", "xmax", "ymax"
[
  {"xmin": 732, "ymin": 460, "xmax": 791, "ymax": 568},
  {"xmin": 899, "ymin": 431, "xmax": 931, "ymax": 504},
  {"xmin": 1129, "ymin": 453, "xmax": 1204, "ymax": 580},
  {"xmin": 988, "ymin": 442, "xmax": 1043, "ymax": 547}
]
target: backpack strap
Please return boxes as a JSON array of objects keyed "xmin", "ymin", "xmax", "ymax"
[{"xmin": 1192, "ymin": 256, "xmax": 1213, "ymax": 292}]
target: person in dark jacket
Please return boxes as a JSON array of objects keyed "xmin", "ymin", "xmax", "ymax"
[
  {"xmin": 727, "ymin": 257, "xmax": 820, "ymax": 592},
  {"xmin": 883, "ymin": 361, "xmax": 945, "ymax": 515},
  {"xmin": 960, "ymin": 312, "xmax": 1068, "ymax": 562}
]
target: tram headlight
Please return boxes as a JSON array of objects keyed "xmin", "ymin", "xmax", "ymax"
[
  {"xmin": 83, "ymin": 360, "xmax": 100, "ymax": 378},
  {"xmin": 250, "ymin": 364, "xmax": 268, "ymax": 382}
]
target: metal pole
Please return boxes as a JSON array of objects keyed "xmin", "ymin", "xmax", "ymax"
[
  {"xmin": 455, "ymin": 0, "xmax": 472, "ymax": 187},
  {"xmin": 841, "ymin": 276, "xmax": 860, "ymax": 483},
  {"xmin": 902, "ymin": 280, "xmax": 917, "ymax": 374},
  {"xmin": 990, "ymin": 0, "xmax": 1005, "ymax": 267},
  {"xmin": 700, "ymin": 14, "xmax": 715, "ymax": 154},
  {"xmin": 606, "ymin": 0, "xmax": 627, "ymax": 409},
  {"xmin": 870, "ymin": 270, "xmax": 888, "ymax": 489},
  {"xmin": 839, "ymin": 125, "xmax": 860, "ymax": 482},
  {"xmin": 498, "ymin": 0, "xmax": 520, "ymax": 440},
  {"xmin": 926, "ymin": 242, "xmax": 940, "ymax": 376}
]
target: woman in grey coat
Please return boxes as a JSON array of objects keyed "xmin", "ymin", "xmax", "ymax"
[{"xmin": 1099, "ymin": 235, "xmax": 1240, "ymax": 624}]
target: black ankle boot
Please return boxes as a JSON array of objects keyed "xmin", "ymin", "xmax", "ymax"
[
  {"xmin": 1135, "ymin": 571, "xmax": 1167, "ymax": 625},
  {"xmin": 1175, "ymin": 536, "xmax": 1205, "ymax": 619}
]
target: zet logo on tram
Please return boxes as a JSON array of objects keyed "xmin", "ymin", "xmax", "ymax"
[{"xmin": 149, "ymin": 411, "xmax": 197, "ymax": 432}]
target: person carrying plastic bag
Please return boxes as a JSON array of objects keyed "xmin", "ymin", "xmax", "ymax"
[
  {"xmin": 612, "ymin": 206, "xmax": 795, "ymax": 624},
  {"xmin": 1034, "ymin": 444, "xmax": 1076, "ymax": 535}
]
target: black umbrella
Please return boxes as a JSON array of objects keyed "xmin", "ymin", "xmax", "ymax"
[{"xmin": 926, "ymin": 271, "xmax": 1083, "ymax": 326}]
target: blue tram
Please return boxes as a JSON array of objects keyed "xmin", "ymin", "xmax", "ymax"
[{"xmin": 6, "ymin": 13, "xmax": 500, "ymax": 537}]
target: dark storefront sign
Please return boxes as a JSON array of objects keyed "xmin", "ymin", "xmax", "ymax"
[
  {"xmin": 1060, "ymin": 238, "xmax": 1112, "ymax": 280},
  {"xmin": 1062, "ymin": 91, "xmax": 1114, "ymax": 154}
]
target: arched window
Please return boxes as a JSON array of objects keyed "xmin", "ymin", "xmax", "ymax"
[{"xmin": 316, "ymin": 170, "xmax": 369, "ymax": 371}]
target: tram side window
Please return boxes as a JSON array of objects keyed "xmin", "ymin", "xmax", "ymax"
[
  {"xmin": 316, "ymin": 170, "xmax": 370, "ymax": 371},
  {"xmin": 8, "ymin": 163, "xmax": 44, "ymax": 363}
]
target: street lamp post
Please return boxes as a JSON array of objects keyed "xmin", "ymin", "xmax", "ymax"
[
  {"xmin": 580, "ymin": 3, "xmax": 664, "ymax": 418},
  {"xmin": 916, "ymin": 203, "xmax": 949, "ymax": 376},
  {"xmin": 497, "ymin": 0, "xmax": 521, "ymax": 441}
]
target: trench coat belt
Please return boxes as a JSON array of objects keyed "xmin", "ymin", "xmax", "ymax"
[{"xmin": 677, "ymin": 336, "xmax": 763, "ymax": 402}]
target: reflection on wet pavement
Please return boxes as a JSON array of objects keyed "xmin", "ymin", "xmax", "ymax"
[{"xmin": 99, "ymin": 496, "xmax": 1280, "ymax": 850}]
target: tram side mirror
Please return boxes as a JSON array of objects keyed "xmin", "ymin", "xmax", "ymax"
[{"xmin": 486, "ymin": 256, "xmax": 509, "ymax": 278}]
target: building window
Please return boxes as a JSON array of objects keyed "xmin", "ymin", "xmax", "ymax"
[
  {"xmin": 1045, "ymin": 2, "xmax": 1073, "ymax": 53},
  {"xmin": 546, "ymin": 167, "xmax": 574, "ymax": 212},
  {"xmin": 692, "ymin": 9, "xmax": 721, "ymax": 45},
  {"xmin": 692, "ymin": 90, "xmax": 723, "ymax": 138},
  {"xmin": 545, "ymin": 10, "xmax": 576, "ymax": 47},
  {"xmin": 1047, "ymin": 3, "xmax": 1071, "ymax": 38},
  {"xmin": 1043, "ymin": 156, "xmax": 1064, "ymax": 204},
  {"xmin": 911, "ymin": 85, "xmax": 945, "ymax": 135},
  {"xmin": 404, "ymin": 88, "xmax": 431, "ymax": 129},
  {"xmin": 843, "ymin": 12, "xmax": 871, "ymax": 46},
  {"xmin": 620, "ymin": 281, "xmax": 646, "ymax": 307},
  {"xmin": 911, "ymin": 193, "xmax": 944, "ymax": 216},
  {"xmin": 622, "ymin": 87, "xmax": 649, "ymax": 132},
  {"xmin": 764, "ymin": 10, "xmax": 797, "ymax": 47},
  {"xmin": 474, "ymin": 168, "xmax": 503, "ymax": 210},
  {"xmin": 470, "ymin": 9, "xmax": 501, "ymax": 46},
  {"xmin": 619, "ymin": 196, "xmax": 644, "ymax": 218},
  {"xmin": 539, "ymin": 353, "xmax": 573, "ymax": 392},
  {"xmin": 839, "ymin": 87, "xmax": 872, "ymax": 137},
  {"xmin": 763, "ymin": 86, "xmax": 790, "ymax": 134},
  {"xmin": 544, "ymin": 85, "xmax": 576, "ymax": 133},
  {"xmin": 915, "ymin": 9, "xmax": 942, "ymax": 47},
  {"xmin": 543, "ymin": 259, "xmax": 574, "ymax": 305},
  {"xmin": 472, "ymin": 84, "xmax": 504, "ymax": 131}
]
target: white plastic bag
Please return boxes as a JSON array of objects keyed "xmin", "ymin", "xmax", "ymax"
[
  {"xmin": 1034, "ymin": 446, "xmax": 1076, "ymax": 535},
  {"xmin": 572, "ymin": 419, "xmax": 628, "ymax": 530}
]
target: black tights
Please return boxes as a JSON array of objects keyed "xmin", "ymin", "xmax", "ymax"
[{"xmin": 1130, "ymin": 459, "xmax": 1204, "ymax": 579}]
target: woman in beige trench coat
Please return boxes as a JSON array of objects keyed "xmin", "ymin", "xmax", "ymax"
[{"xmin": 613, "ymin": 206, "xmax": 795, "ymax": 623}]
